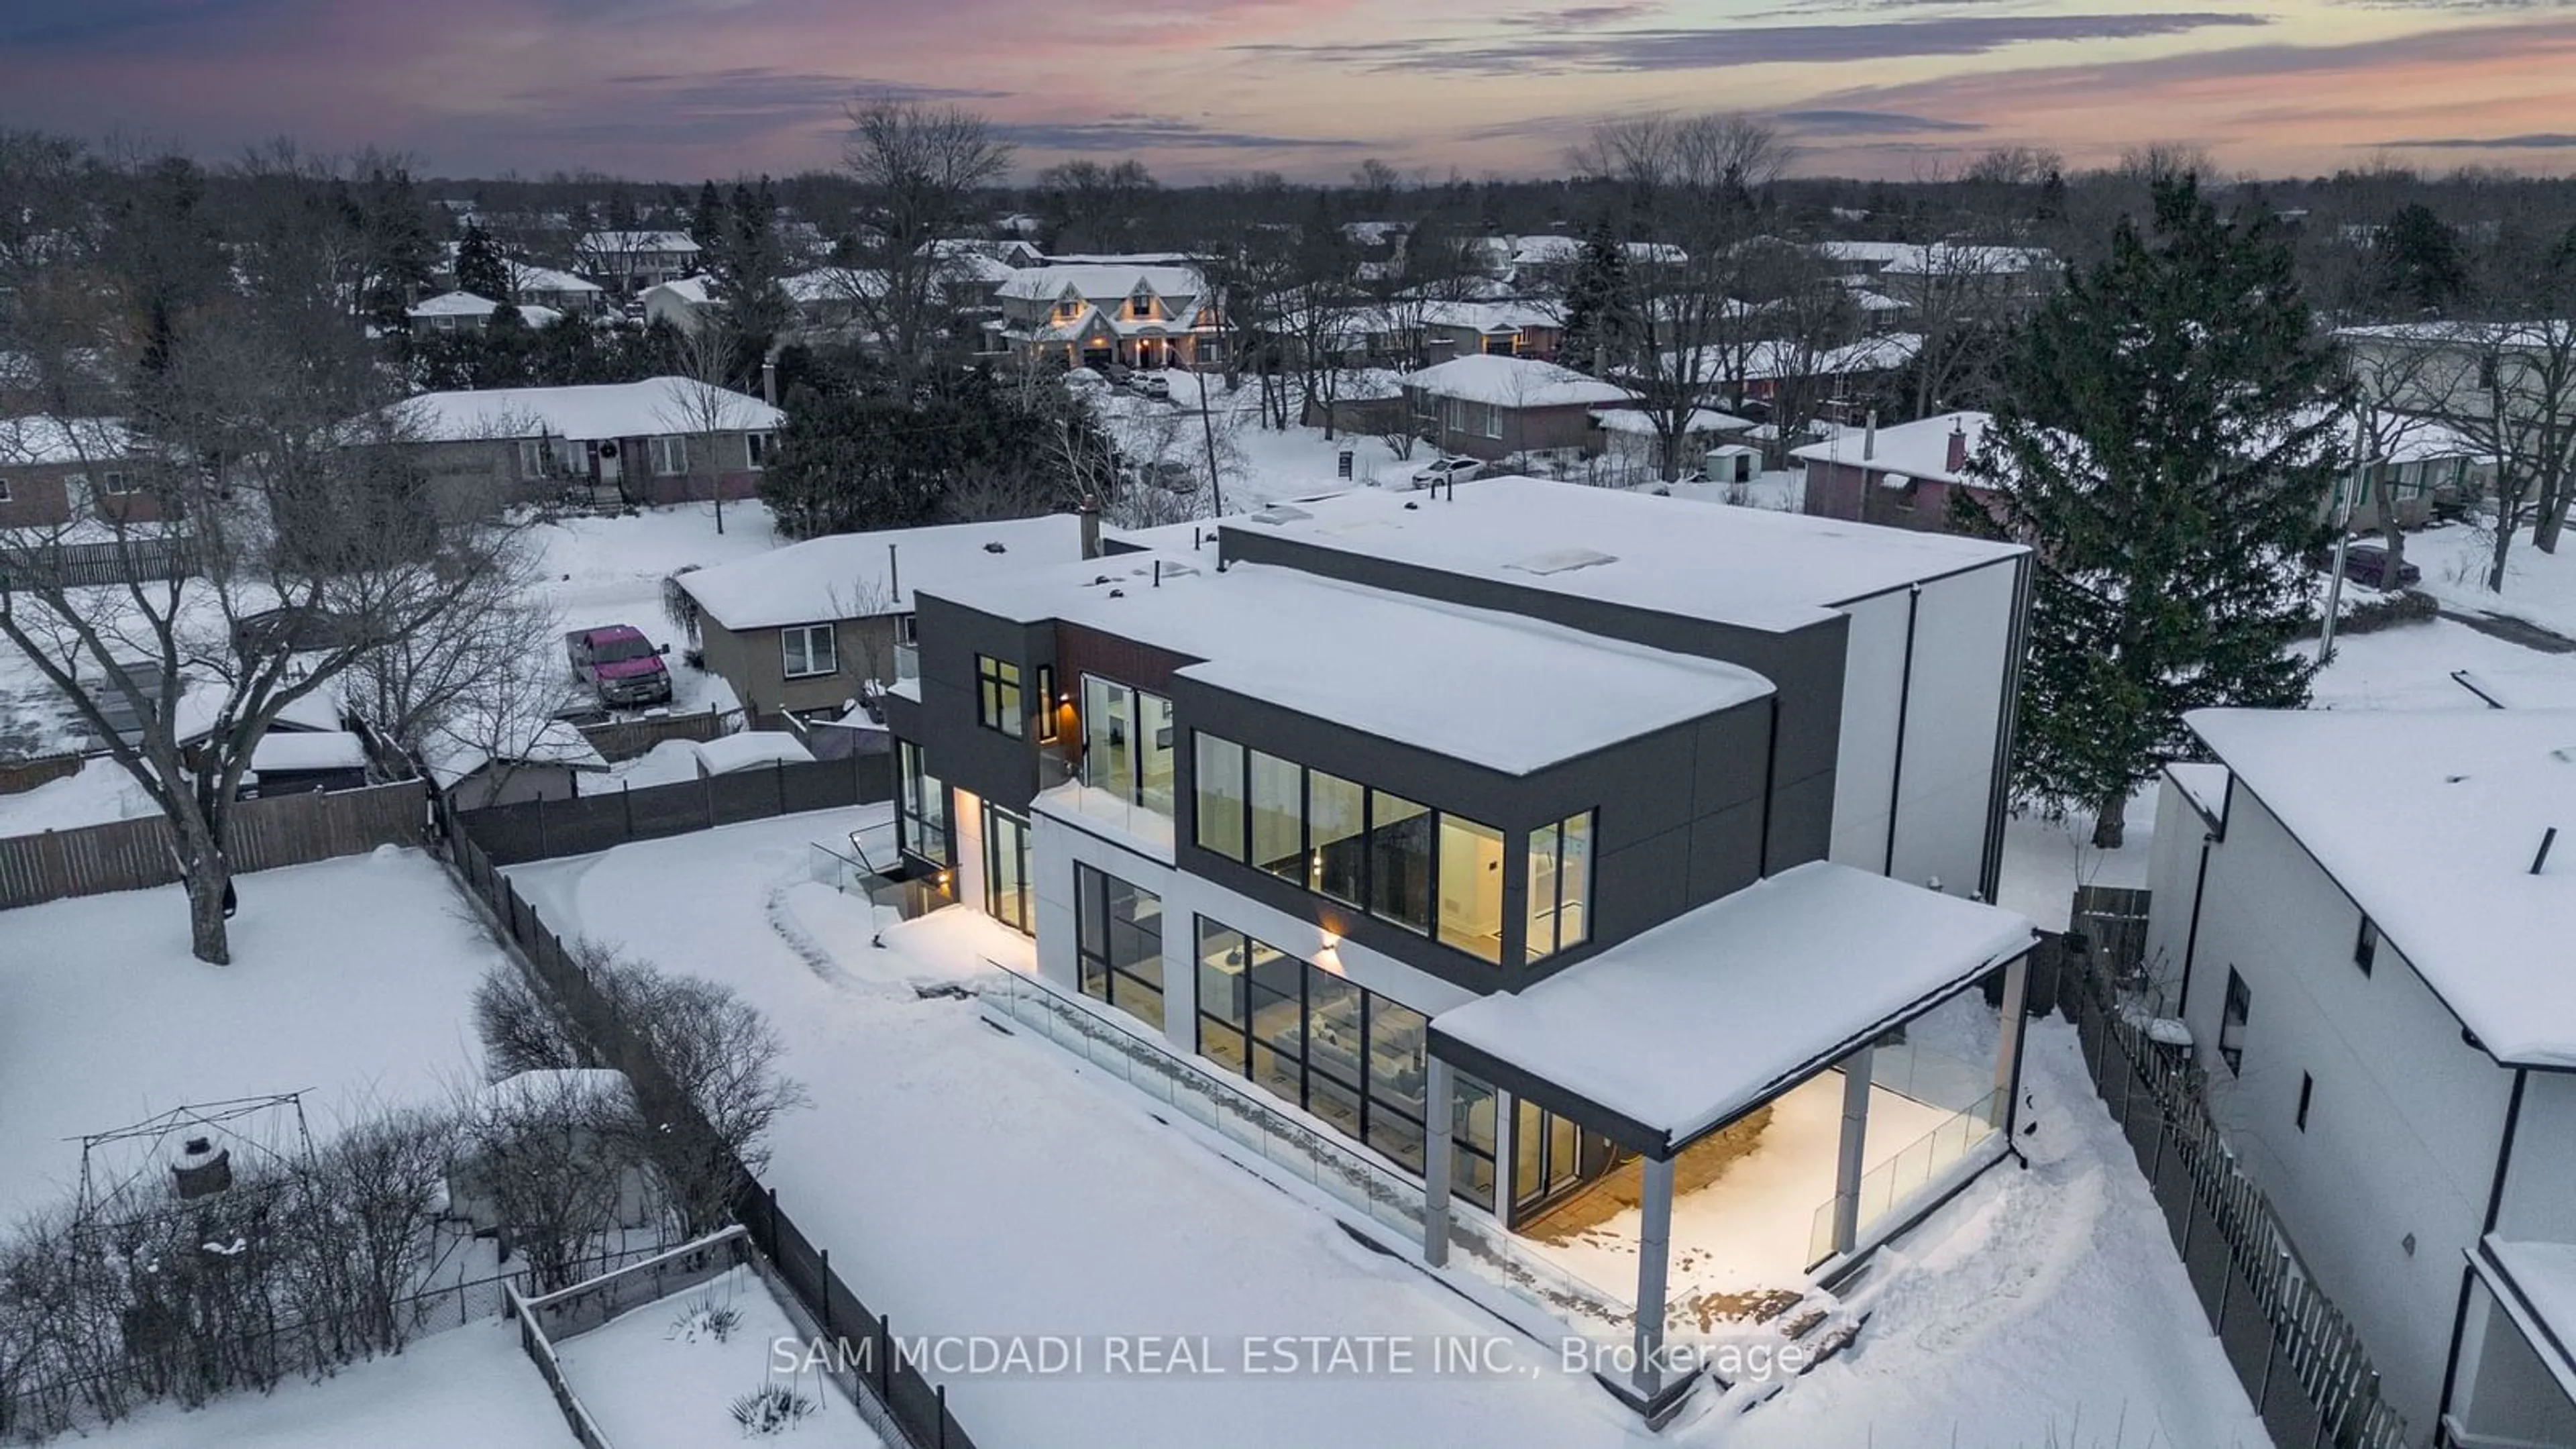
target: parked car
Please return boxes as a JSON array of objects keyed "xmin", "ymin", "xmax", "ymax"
[
  {"xmin": 565, "ymin": 624, "xmax": 673, "ymax": 708},
  {"xmin": 1103, "ymin": 364, "xmax": 1134, "ymax": 388},
  {"xmin": 1123, "ymin": 459, "xmax": 1195, "ymax": 493},
  {"xmin": 1139, "ymin": 373, "xmax": 1171, "ymax": 401},
  {"xmin": 1410, "ymin": 455, "xmax": 1485, "ymax": 489},
  {"xmin": 2339, "ymin": 542, "xmax": 2421, "ymax": 591}
]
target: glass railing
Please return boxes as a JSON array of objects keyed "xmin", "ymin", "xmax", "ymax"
[
  {"xmin": 1034, "ymin": 750, "xmax": 1176, "ymax": 855},
  {"xmin": 1806, "ymin": 1087, "xmax": 2004, "ymax": 1268},
  {"xmin": 892, "ymin": 642, "xmax": 919, "ymax": 681},
  {"xmin": 975, "ymin": 963, "xmax": 1633, "ymax": 1344}
]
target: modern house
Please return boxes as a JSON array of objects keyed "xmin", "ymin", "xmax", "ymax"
[
  {"xmin": 0, "ymin": 415, "xmax": 157, "ymax": 531},
  {"xmin": 393, "ymin": 378, "xmax": 783, "ymax": 508},
  {"xmin": 991, "ymin": 263, "xmax": 1221, "ymax": 371},
  {"xmin": 672, "ymin": 514, "xmax": 1089, "ymax": 724},
  {"xmin": 575, "ymin": 230, "xmax": 702, "ymax": 294},
  {"xmin": 405, "ymin": 290, "xmax": 564, "ymax": 333},
  {"xmin": 1400, "ymin": 354, "xmax": 1632, "ymax": 462},
  {"xmin": 881, "ymin": 476, "xmax": 2039, "ymax": 1415},
  {"xmin": 2138, "ymin": 708, "xmax": 2576, "ymax": 1444}
]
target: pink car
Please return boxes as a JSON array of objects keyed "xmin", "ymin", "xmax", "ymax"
[{"xmin": 566, "ymin": 625, "xmax": 672, "ymax": 708}]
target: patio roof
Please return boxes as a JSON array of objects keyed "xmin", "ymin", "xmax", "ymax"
[{"xmin": 1428, "ymin": 862, "xmax": 2037, "ymax": 1158}]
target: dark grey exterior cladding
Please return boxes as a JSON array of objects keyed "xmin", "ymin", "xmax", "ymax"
[
  {"xmin": 908, "ymin": 593, "xmax": 1057, "ymax": 814},
  {"xmin": 1172, "ymin": 675, "xmax": 1792, "ymax": 997},
  {"xmin": 1217, "ymin": 525, "xmax": 1849, "ymax": 873}
]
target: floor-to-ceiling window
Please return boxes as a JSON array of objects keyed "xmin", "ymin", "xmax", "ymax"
[
  {"xmin": 1193, "ymin": 734, "xmax": 1245, "ymax": 859},
  {"xmin": 984, "ymin": 806, "xmax": 1032, "ymax": 934},
  {"xmin": 1081, "ymin": 675, "xmax": 1177, "ymax": 820},
  {"xmin": 1524, "ymin": 810, "xmax": 1593, "ymax": 963},
  {"xmin": 1192, "ymin": 915, "xmax": 1493, "ymax": 1210},
  {"xmin": 1436, "ymin": 814, "xmax": 1505, "ymax": 963},
  {"xmin": 1075, "ymin": 863, "xmax": 1163, "ymax": 1030},
  {"xmin": 897, "ymin": 741, "xmax": 948, "ymax": 867}
]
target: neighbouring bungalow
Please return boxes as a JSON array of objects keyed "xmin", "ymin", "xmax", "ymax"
[
  {"xmin": 506, "ymin": 262, "xmax": 606, "ymax": 315},
  {"xmin": 1400, "ymin": 354, "xmax": 1633, "ymax": 462},
  {"xmin": 992, "ymin": 262, "xmax": 1222, "ymax": 372},
  {"xmin": 575, "ymin": 230, "xmax": 702, "ymax": 294},
  {"xmin": 639, "ymin": 275, "xmax": 718, "ymax": 334},
  {"xmin": 392, "ymin": 377, "xmax": 784, "ymax": 508},
  {"xmin": 672, "ymin": 513, "xmax": 1089, "ymax": 724},
  {"xmin": 0, "ymin": 415, "xmax": 158, "ymax": 531},
  {"xmin": 1591, "ymin": 406, "xmax": 1758, "ymax": 478},
  {"xmin": 405, "ymin": 290, "xmax": 564, "ymax": 333}
]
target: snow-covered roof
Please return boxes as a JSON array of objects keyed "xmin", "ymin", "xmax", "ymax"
[
  {"xmin": 1342, "ymin": 221, "xmax": 1407, "ymax": 246},
  {"xmin": 580, "ymin": 230, "xmax": 699, "ymax": 255},
  {"xmin": 1400, "ymin": 354, "xmax": 1631, "ymax": 410},
  {"xmin": 1625, "ymin": 241, "xmax": 1687, "ymax": 264},
  {"xmin": 1228, "ymin": 475, "xmax": 2023, "ymax": 634},
  {"xmin": 2480, "ymin": 1238, "xmax": 2576, "ymax": 1402},
  {"xmin": 1879, "ymin": 244, "xmax": 2054, "ymax": 276},
  {"xmin": 692, "ymin": 731, "xmax": 814, "ymax": 775},
  {"xmin": 394, "ymin": 378, "xmax": 784, "ymax": 443},
  {"xmin": 1432, "ymin": 862, "xmax": 2035, "ymax": 1148},
  {"xmin": 1813, "ymin": 240, "xmax": 1921, "ymax": 266},
  {"xmin": 2339, "ymin": 319, "xmax": 2574, "ymax": 350},
  {"xmin": 407, "ymin": 290, "xmax": 564, "ymax": 327},
  {"xmin": 780, "ymin": 268, "xmax": 884, "ymax": 304},
  {"xmin": 250, "ymin": 730, "xmax": 369, "ymax": 774},
  {"xmin": 1592, "ymin": 407, "xmax": 1756, "ymax": 437},
  {"xmin": 2165, "ymin": 760, "xmax": 2231, "ymax": 829},
  {"xmin": 1717, "ymin": 331, "xmax": 1925, "ymax": 383},
  {"xmin": 675, "ymin": 513, "xmax": 1084, "ymax": 631},
  {"xmin": 418, "ymin": 714, "xmax": 608, "ymax": 790},
  {"xmin": 998, "ymin": 264, "xmax": 1201, "ymax": 305},
  {"xmin": 2189, "ymin": 708, "xmax": 2576, "ymax": 1067},
  {"xmin": 0, "ymin": 415, "xmax": 131, "ymax": 466},
  {"xmin": 1508, "ymin": 235, "xmax": 1581, "ymax": 266},
  {"xmin": 644, "ymin": 275, "xmax": 717, "ymax": 307},
  {"xmin": 1788, "ymin": 410, "xmax": 1988, "ymax": 485},
  {"xmin": 1416, "ymin": 300, "xmax": 1560, "ymax": 335},
  {"xmin": 925, "ymin": 552, "xmax": 1776, "ymax": 776},
  {"xmin": 507, "ymin": 262, "xmax": 601, "ymax": 297}
]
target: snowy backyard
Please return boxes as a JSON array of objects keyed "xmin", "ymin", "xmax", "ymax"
[{"xmin": 504, "ymin": 806, "xmax": 2266, "ymax": 1449}]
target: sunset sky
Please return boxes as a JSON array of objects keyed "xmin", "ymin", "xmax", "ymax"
[{"xmin": 3, "ymin": 0, "xmax": 2573, "ymax": 184}]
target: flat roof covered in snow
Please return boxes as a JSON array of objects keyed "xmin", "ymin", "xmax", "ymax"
[
  {"xmin": 676, "ymin": 514, "xmax": 1084, "ymax": 630},
  {"xmin": 1224, "ymin": 475, "xmax": 2025, "ymax": 634},
  {"xmin": 925, "ymin": 552, "xmax": 1776, "ymax": 775},
  {"xmin": 2191, "ymin": 707, "xmax": 2576, "ymax": 1067},
  {"xmin": 396, "ymin": 377, "xmax": 783, "ymax": 443},
  {"xmin": 1431, "ymin": 861, "xmax": 2037, "ymax": 1152}
]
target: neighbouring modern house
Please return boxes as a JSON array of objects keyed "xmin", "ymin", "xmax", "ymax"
[
  {"xmin": 392, "ymin": 377, "xmax": 784, "ymax": 508},
  {"xmin": 405, "ymin": 290, "xmax": 564, "ymax": 333},
  {"xmin": 0, "ymin": 415, "xmax": 158, "ymax": 531},
  {"xmin": 575, "ymin": 230, "xmax": 702, "ymax": 294},
  {"xmin": 2136, "ymin": 708, "xmax": 2576, "ymax": 1444},
  {"xmin": 990, "ymin": 262, "xmax": 1222, "ymax": 371},
  {"xmin": 672, "ymin": 513, "xmax": 1089, "ymax": 724},
  {"xmin": 508, "ymin": 262, "xmax": 606, "ymax": 315},
  {"xmin": 1400, "ymin": 354, "xmax": 1633, "ymax": 462},
  {"xmin": 881, "ymin": 476, "xmax": 2039, "ymax": 1417}
]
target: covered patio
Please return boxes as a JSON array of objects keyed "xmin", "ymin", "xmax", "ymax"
[{"xmin": 1422, "ymin": 861, "xmax": 2038, "ymax": 1417}]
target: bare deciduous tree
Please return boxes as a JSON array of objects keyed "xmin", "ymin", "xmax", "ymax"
[{"xmin": 840, "ymin": 97, "xmax": 1015, "ymax": 383}]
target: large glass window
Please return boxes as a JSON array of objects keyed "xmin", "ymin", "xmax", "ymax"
[
  {"xmin": 1138, "ymin": 694, "xmax": 1175, "ymax": 816},
  {"xmin": 1193, "ymin": 733, "xmax": 1245, "ymax": 859},
  {"xmin": 1248, "ymin": 749, "xmax": 1303, "ymax": 881},
  {"xmin": 1366, "ymin": 999, "xmax": 1428, "ymax": 1173},
  {"xmin": 1083, "ymin": 675, "xmax": 1134, "ymax": 802},
  {"xmin": 1525, "ymin": 810, "xmax": 1595, "ymax": 963},
  {"xmin": 2221, "ymin": 968, "xmax": 2251, "ymax": 1075},
  {"xmin": 782, "ymin": 624, "xmax": 836, "ymax": 679},
  {"xmin": 1196, "ymin": 920, "xmax": 1250, "ymax": 1073},
  {"xmin": 1307, "ymin": 771, "xmax": 1367, "ymax": 907},
  {"xmin": 985, "ymin": 807, "xmax": 1031, "ymax": 934},
  {"xmin": 1368, "ymin": 790, "xmax": 1432, "ymax": 934},
  {"xmin": 976, "ymin": 655, "xmax": 1023, "ymax": 738},
  {"xmin": 897, "ymin": 741, "xmax": 948, "ymax": 867},
  {"xmin": 1452, "ymin": 1071, "xmax": 1498, "ymax": 1213},
  {"xmin": 1247, "ymin": 940, "xmax": 1303, "ymax": 1103},
  {"xmin": 1075, "ymin": 864, "xmax": 1164, "ymax": 1031},
  {"xmin": 1436, "ymin": 814, "xmax": 1505, "ymax": 963}
]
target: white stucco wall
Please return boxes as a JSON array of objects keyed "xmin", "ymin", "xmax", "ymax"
[
  {"xmin": 2496, "ymin": 1071, "xmax": 2576, "ymax": 1244},
  {"xmin": 2139, "ymin": 776, "xmax": 2215, "ymax": 1010},
  {"xmin": 1827, "ymin": 588, "xmax": 1907, "ymax": 875},
  {"xmin": 2181, "ymin": 784, "xmax": 2514, "ymax": 1432}
]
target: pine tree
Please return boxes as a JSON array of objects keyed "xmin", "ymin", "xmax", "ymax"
[
  {"xmin": 454, "ymin": 220, "xmax": 510, "ymax": 303},
  {"xmin": 690, "ymin": 180, "xmax": 730, "ymax": 283},
  {"xmin": 1960, "ymin": 176, "xmax": 2344, "ymax": 848},
  {"xmin": 2375, "ymin": 202, "xmax": 2467, "ymax": 315},
  {"xmin": 1558, "ymin": 216, "xmax": 1633, "ymax": 376}
]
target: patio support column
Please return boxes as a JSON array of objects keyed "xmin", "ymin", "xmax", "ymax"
[
  {"xmin": 1423, "ymin": 1057, "xmax": 1454, "ymax": 1268},
  {"xmin": 1631, "ymin": 1155, "xmax": 1676, "ymax": 1400},
  {"xmin": 1831, "ymin": 1046, "xmax": 1876, "ymax": 1256},
  {"xmin": 1992, "ymin": 956, "xmax": 2030, "ymax": 1116}
]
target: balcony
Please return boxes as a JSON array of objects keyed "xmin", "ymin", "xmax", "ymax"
[
  {"xmin": 892, "ymin": 641, "xmax": 918, "ymax": 682},
  {"xmin": 1036, "ymin": 747, "xmax": 1175, "ymax": 859}
]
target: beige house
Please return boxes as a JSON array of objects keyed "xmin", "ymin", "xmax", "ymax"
[
  {"xmin": 394, "ymin": 377, "xmax": 784, "ymax": 508},
  {"xmin": 991, "ymin": 261, "xmax": 1222, "ymax": 371},
  {"xmin": 674, "ymin": 514, "xmax": 1089, "ymax": 722}
]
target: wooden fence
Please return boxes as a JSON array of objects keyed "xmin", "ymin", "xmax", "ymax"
[
  {"xmin": 0, "ymin": 778, "xmax": 427, "ymax": 910},
  {"xmin": 4, "ymin": 536, "xmax": 197, "ymax": 588},
  {"xmin": 0, "ymin": 752, "xmax": 83, "ymax": 795},
  {"xmin": 573, "ymin": 706, "xmax": 741, "ymax": 764}
]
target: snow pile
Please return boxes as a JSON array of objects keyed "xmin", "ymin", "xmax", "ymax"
[
  {"xmin": 1399, "ymin": 354, "xmax": 1633, "ymax": 410},
  {"xmin": 0, "ymin": 755, "xmax": 160, "ymax": 835}
]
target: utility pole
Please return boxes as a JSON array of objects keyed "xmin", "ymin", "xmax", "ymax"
[{"xmin": 2319, "ymin": 410, "xmax": 2367, "ymax": 663}]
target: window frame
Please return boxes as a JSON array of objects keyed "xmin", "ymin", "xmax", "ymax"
[
  {"xmin": 1075, "ymin": 863, "xmax": 1165, "ymax": 1032},
  {"xmin": 745, "ymin": 431, "xmax": 770, "ymax": 470},
  {"xmin": 780, "ymin": 623, "xmax": 837, "ymax": 680},
  {"xmin": 516, "ymin": 438, "xmax": 550, "ymax": 478},
  {"xmin": 0, "ymin": 475, "xmax": 11, "ymax": 504},
  {"xmin": 975, "ymin": 654, "xmax": 1025, "ymax": 739},
  {"xmin": 2353, "ymin": 916, "xmax": 2378, "ymax": 977},
  {"xmin": 2220, "ymin": 968, "xmax": 2252, "ymax": 1076},
  {"xmin": 649, "ymin": 435, "xmax": 688, "ymax": 476},
  {"xmin": 2296, "ymin": 1071, "xmax": 2315, "ymax": 1133},
  {"xmin": 1525, "ymin": 810, "xmax": 1595, "ymax": 964},
  {"xmin": 99, "ymin": 470, "xmax": 133, "ymax": 496},
  {"xmin": 896, "ymin": 740, "xmax": 949, "ymax": 868},
  {"xmin": 1035, "ymin": 665, "xmax": 1059, "ymax": 744}
]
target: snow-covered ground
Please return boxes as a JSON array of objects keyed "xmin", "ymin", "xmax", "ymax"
[
  {"xmin": 553, "ymin": 1265, "xmax": 885, "ymax": 1449},
  {"xmin": 65, "ymin": 1320, "xmax": 575, "ymax": 1449},
  {"xmin": 506, "ymin": 808, "xmax": 2261, "ymax": 1449},
  {"xmin": 0, "ymin": 753, "xmax": 160, "ymax": 834},
  {"xmin": 524, "ymin": 504, "xmax": 780, "ymax": 716},
  {"xmin": 0, "ymin": 846, "xmax": 496, "ymax": 1221},
  {"xmin": 2408, "ymin": 519, "xmax": 2576, "ymax": 639}
]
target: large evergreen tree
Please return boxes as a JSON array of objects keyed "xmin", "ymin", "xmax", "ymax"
[
  {"xmin": 1961, "ymin": 176, "xmax": 2343, "ymax": 847},
  {"xmin": 453, "ymin": 219, "xmax": 510, "ymax": 303},
  {"xmin": 1558, "ymin": 215, "xmax": 1633, "ymax": 376}
]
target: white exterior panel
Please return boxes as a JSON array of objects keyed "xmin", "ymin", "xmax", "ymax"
[
  {"xmin": 1886, "ymin": 560, "xmax": 2016, "ymax": 899},
  {"xmin": 1827, "ymin": 588, "xmax": 1909, "ymax": 872}
]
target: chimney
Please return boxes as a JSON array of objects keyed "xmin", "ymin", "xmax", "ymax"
[
  {"xmin": 1862, "ymin": 409, "xmax": 1878, "ymax": 462},
  {"xmin": 1078, "ymin": 495, "xmax": 1102, "ymax": 561},
  {"xmin": 761, "ymin": 355, "xmax": 778, "ymax": 407},
  {"xmin": 1946, "ymin": 419, "xmax": 1968, "ymax": 474}
]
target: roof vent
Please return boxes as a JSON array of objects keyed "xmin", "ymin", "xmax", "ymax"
[
  {"xmin": 983, "ymin": 541, "xmax": 1008, "ymax": 554},
  {"xmin": 1248, "ymin": 504, "xmax": 1312, "ymax": 526},
  {"xmin": 1506, "ymin": 547, "xmax": 1617, "ymax": 576}
]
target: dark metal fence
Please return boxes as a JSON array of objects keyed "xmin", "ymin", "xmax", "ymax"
[
  {"xmin": 458, "ymin": 753, "xmax": 890, "ymax": 867},
  {"xmin": 2053, "ymin": 938, "xmax": 2410, "ymax": 1449},
  {"xmin": 441, "ymin": 808, "xmax": 968, "ymax": 1449}
]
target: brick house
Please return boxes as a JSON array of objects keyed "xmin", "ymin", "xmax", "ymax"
[
  {"xmin": 1793, "ymin": 411, "xmax": 1987, "ymax": 533},
  {"xmin": 392, "ymin": 378, "xmax": 785, "ymax": 509},
  {"xmin": 0, "ymin": 416, "xmax": 162, "ymax": 531},
  {"xmin": 1399, "ymin": 354, "xmax": 1632, "ymax": 462}
]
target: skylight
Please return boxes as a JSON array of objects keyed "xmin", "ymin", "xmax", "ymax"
[{"xmin": 1506, "ymin": 547, "xmax": 1618, "ymax": 576}]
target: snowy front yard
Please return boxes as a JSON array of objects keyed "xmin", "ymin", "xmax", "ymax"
[
  {"xmin": 0, "ymin": 846, "xmax": 497, "ymax": 1221},
  {"xmin": 507, "ymin": 808, "xmax": 2264, "ymax": 1449}
]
